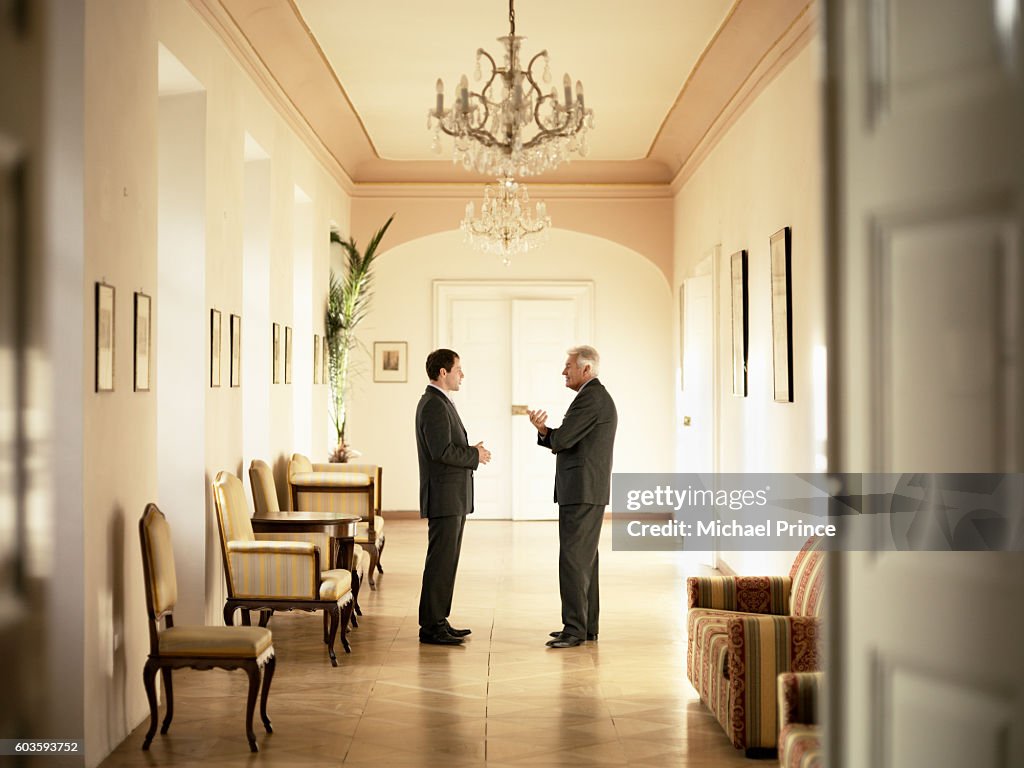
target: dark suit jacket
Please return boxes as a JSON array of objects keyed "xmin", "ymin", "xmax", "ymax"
[
  {"xmin": 416, "ymin": 386, "xmax": 480, "ymax": 519},
  {"xmin": 538, "ymin": 378, "xmax": 618, "ymax": 505}
]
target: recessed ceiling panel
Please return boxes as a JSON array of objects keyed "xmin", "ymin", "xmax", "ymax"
[{"xmin": 294, "ymin": 0, "xmax": 733, "ymax": 162}]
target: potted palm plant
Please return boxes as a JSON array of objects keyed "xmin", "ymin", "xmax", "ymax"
[{"xmin": 325, "ymin": 215, "xmax": 395, "ymax": 462}]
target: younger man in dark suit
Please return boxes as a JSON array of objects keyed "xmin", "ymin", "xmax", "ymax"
[
  {"xmin": 528, "ymin": 345, "xmax": 617, "ymax": 648},
  {"xmin": 415, "ymin": 348, "xmax": 491, "ymax": 645}
]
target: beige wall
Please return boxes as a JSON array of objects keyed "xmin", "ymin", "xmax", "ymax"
[
  {"xmin": 343, "ymin": 227, "xmax": 676, "ymax": 512},
  {"xmin": 672, "ymin": 41, "xmax": 825, "ymax": 575},
  {"xmin": 82, "ymin": 1, "xmax": 351, "ymax": 764}
]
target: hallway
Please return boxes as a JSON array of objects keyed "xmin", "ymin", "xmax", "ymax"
[{"xmin": 101, "ymin": 520, "xmax": 752, "ymax": 767}]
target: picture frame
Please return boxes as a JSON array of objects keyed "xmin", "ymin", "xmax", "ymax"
[
  {"xmin": 322, "ymin": 336, "xmax": 329, "ymax": 387},
  {"xmin": 133, "ymin": 291, "xmax": 151, "ymax": 392},
  {"xmin": 210, "ymin": 308, "xmax": 222, "ymax": 387},
  {"xmin": 272, "ymin": 323, "xmax": 281, "ymax": 384},
  {"xmin": 230, "ymin": 313, "xmax": 241, "ymax": 388},
  {"xmin": 95, "ymin": 282, "xmax": 115, "ymax": 392},
  {"xmin": 313, "ymin": 333, "xmax": 320, "ymax": 385},
  {"xmin": 373, "ymin": 341, "xmax": 408, "ymax": 383},
  {"xmin": 730, "ymin": 250, "xmax": 748, "ymax": 397},
  {"xmin": 770, "ymin": 227, "xmax": 794, "ymax": 402},
  {"xmin": 284, "ymin": 326, "xmax": 292, "ymax": 384}
]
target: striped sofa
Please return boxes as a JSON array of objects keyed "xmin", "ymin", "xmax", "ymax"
[
  {"xmin": 686, "ymin": 538, "xmax": 825, "ymax": 754},
  {"xmin": 778, "ymin": 671, "xmax": 824, "ymax": 768}
]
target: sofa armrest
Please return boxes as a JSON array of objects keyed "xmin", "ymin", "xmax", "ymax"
[
  {"xmin": 290, "ymin": 471, "xmax": 371, "ymax": 488},
  {"xmin": 227, "ymin": 539, "xmax": 315, "ymax": 556},
  {"xmin": 687, "ymin": 575, "xmax": 792, "ymax": 614},
  {"xmin": 312, "ymin": 463, "xmax": 382, "ymax": 511},
  {"xmin": 778, "ymin": 671, "xmax": 823, "ymax": 729}
]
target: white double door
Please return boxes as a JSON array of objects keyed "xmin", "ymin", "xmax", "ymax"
[{"xmin": 435, "ymin": 282, "xmax": 594, "ymax": 520}]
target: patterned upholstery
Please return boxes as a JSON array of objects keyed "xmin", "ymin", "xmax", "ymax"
[
  {"xmin": 686, "ymin": 537, "xmax": 826, "ymax": 751},
  {"xmin": 778, "ymin": 672, "xmax": 824, "ymax": 768},
  {"xmin": 141, "ymin": 505, "xmax": 178, "ymax": 615}
]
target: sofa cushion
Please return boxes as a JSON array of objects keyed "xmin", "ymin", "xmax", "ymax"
[{"xmin": 779, "ymin": 724, "xmax": 823, "ymax": 768}]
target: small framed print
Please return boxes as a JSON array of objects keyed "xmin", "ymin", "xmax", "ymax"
[
  {"xmin": 210, "ymin": 308, "xmax": 222, "ymax": 387},
  {"xmin": 95, "ymin": 282, "xmax": 115, "ymax": 392},
  {"xmin": 730, "ymin": 250, "xmax": 748, "ymax": 397},
  {"xmin": 322, "ymin": 336, "xmax": 329, "ymax": 386},
  {"xmin": 373, "ymin": 341, "xmax": 407, "ymax": 383},
  {"xmin": 284, "ymin": 326, "xmax": 292, "ymax": 384},
  {"xmin": 230, "ymin": 313, "xmax": 241, "ymax": 388},
  {"xmin": 133, "ymin": 291, "xmax": 151, "ymax": 392},
  {"xmin": 272, "ymin": 323, "xmax": 281, "ymax": 384},
  {"xmin": 313, "ymin": 333, "xmax": 320, "ymax": 384},
  {"xmin": 770, "ymin": 227, "xmax": 794, "ymax": 403}
]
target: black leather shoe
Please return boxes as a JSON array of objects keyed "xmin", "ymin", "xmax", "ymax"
[
  {"xmin": 545, "ymin": 632, "xmax": 583, "ymax": 648},
  {"xmin": 549, "ymin": 630, "xmax": 598, "ymax": 641},
  {"xmin": 444, "ymin": 620, "xmax": 471, "ymax": 637},
  {"xmin": 419, "ymin": 629, "xmax": 463, "ymax": 645}
]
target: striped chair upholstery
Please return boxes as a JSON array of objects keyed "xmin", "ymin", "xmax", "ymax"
[
  {"xmin": 249, "ymin": 459, "xmax": 367, "ymax": 622},
  {"xmin": 685, "ymin": 537, "xmax": 826, "ymax": 753},
  {"xmin": 139, "ymin": 504, "xmax": 275, "ymax": 752},
  {"xmin": 777, "ymin": 672, "xmax": 824, "ymax": 768},
  {"xmin": 213, "ymin": 471, "xmax": 355, "ymax": 665},
  {"xmin": 287, "ymin": 454, "xmax": 386, "ymax": 587}
]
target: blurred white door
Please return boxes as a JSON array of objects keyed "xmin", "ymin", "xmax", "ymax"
[
  {"xmin": 827, "ymin": 1, "xmax": 1024, "ymax": 766},
  {"xmin": 679, "ymin": 273, "xmax": 715, "ymax": 473}
]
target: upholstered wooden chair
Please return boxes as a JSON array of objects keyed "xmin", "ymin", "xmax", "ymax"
[
  {"xmin": 139, "ymin": 503, "xmax": 275, "ymax": 753},
  {"xmin": 213, "ymin": 471, "xmax": 355, "ymax": 665},
  {"xmin": 686, "ymin": 537, "xmax": 825, "ymax": 754},
  {"xmin": 287, "ymin": 453, "xmax": 386, "ymax": 588},
  {"xmin": 249, "ymin": 458, "xmax": 366, "ymax": 623}
]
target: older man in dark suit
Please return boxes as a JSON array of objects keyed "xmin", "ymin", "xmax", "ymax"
[
  {"xmin": 528, "ymin": 345, "xmax": 617, "ymax": 648},
  {"xmin": 415, "ymin": 348, "xmax": 491, "ymax": 645}
]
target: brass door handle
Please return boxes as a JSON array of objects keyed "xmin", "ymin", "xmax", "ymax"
[
  {"xmin": 683, "ymin": 416, "xmax": 692, "ymax": 426},
  {"xmin": 511, "ymin": 404, "xmax": 529, "ymax": 416}
]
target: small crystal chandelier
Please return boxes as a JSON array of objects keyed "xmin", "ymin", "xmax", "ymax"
[
  {"xmin": 461, "ymin": 176, "xmax": 551, "ymax": 265},
  {"xmin": 428, "ymin": 0, "xmax": 595, "ymax": 177}
]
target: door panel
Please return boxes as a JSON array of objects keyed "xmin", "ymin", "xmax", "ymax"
[
  {"xmin": 827, "ymin": 0, "xmax": 1024, "ymax": 766},
  {"xmin": 679, "ymin": 274, "xmax": 714, "ymax": 473}
]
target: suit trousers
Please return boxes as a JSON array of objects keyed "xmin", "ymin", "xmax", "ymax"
[
  {"xmin": 418, "ymin": 513, "xmax": 467, "ymax": 629},
  {"xmin": 558, "ymin": 503, "xmax": 604, "ymax": 640}
]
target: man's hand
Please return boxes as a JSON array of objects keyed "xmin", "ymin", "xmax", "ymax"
[
  {"xmin": 474, "ymin": 442, "xmax": 492, "ymax": 465},
  {"xmin": 527, "ymin": 409, "xmax": 549, "ymax": 437}
]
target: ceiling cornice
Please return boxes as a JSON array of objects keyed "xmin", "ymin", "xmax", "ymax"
[{"xmin": 350, "ymin": 182, "xmax": 674, "ymax": 200}]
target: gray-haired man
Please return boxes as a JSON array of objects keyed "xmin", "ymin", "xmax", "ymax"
[{"xmin": 528, "ymin": 345, "xmax": 617, "ymax": 648}]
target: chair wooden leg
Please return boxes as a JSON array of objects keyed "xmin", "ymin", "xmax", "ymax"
[
  {"xmin": 244, "ymin": 662, "xmax": 260, "ymax": 752},
  {"xmin": 339, "ymin": 600, "xmax": 353, "ymax": 654},
  {"xmin": 224, "ymin": 603, "xmax": 236, "ymax": 626},
  {"xmin": 159, "ymin": 667, "xmax": 174, "ymax": 734},
  {"xmin": 350, "ymin": 571, "xmax": 360, "ymax": 626},
  {"xmin": 326, "ymin": 606, "xmax": 340, "ymax": 667},
  {"xmin": 260, "ymin": 655, "xmax": 275, "ymax": 733},
  {"xmin": 322, "ymin": 609, "xmax": 329, "ymax": 644},
  {"xmin": 367, "ymin": 546, "xmax": 379, "ymax": 589},
  {"xmin": 241, "ymin": 610, "xmax": 252, "ymax": 626},
  {"xmin": 376, "ymin": 536, "xmax": 385, "ymax": 573},
  {"xmin": 141, "ymin": 659, "xmax": 159, "ymax": 750},
  {"xmin": 258, "ymin": 609, "xmax": 272, "ymax": 627}
]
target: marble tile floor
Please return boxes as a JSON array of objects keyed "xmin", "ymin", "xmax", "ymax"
[{"xmin": 101, "ymin": 520, "xmax": 759, "ymax": 767}]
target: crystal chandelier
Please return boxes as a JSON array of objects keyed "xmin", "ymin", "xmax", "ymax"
[
  {"xmin": 428, "ymin": 0, "xmax": 595, "ymax": 177},
  {"xmin": 461, "ymin": 176, "xmax": 551, "ymax": 265}
]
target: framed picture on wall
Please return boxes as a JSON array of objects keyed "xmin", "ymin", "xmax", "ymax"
[
  {"xmin": 210, "ymin": 308, "xmax": 222, "ymax": 387},
  {"xmin": 133, "ymin": 291, "xmax": 151, "ymax": 392},
  {"xmin": 730, "ymin": 250, "xmax": 748, "ymax": 397},
  {"xmin": 230, "ymin": 313, "xmax": 241, "ymax": 388},
  {"xmin": 373, "ymin": 341, "xmax": 408, "ymax": 383},
  {"xmin": 95, "ymin": 282, "xmax": 115, "ymax": 392},
  {"xmin": 313, "ymin": 333, "xmax": 320, "ymax": 384},
  {"xmin": 322, "ymin": 336, "xmax": 329, "ymax": 386},
  {"xmin": 272, "ymin": 323, "xmax": 281, "ymax": 383},
  {"xmin": 284, "ymin": 326, "xmax": 292, "ymax": 384},
  {"xmin": 770, "ymin": 227, "xmax": 794, "ymax": 402}
]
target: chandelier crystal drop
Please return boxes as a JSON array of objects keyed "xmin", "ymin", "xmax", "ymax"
[
  {"xmin": 460, "ymin": 176, "xmax": 551, "ymax": 265},
  {"xmin": 428, "ymin": 0, "xmax": 594, "ymax": 177}
]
